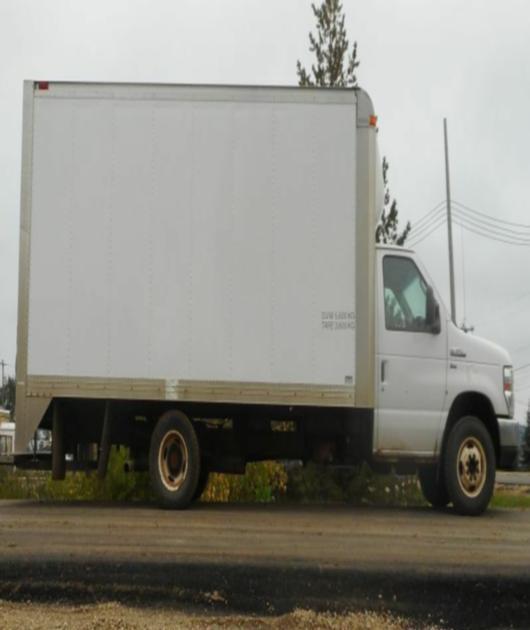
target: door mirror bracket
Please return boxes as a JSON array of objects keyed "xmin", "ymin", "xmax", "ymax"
[{"xmin": 426, "ymin": 286, "xmax": 441, "ymax": 335}]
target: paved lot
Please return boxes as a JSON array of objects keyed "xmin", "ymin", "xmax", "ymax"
[
  {"xmin": 1, "ymin": 500, "xmax": 530, "ymax": 574},
  {"xmin": 1, "ymin": 501, "xmax": 530, "ymax": 627},
  {"xmin": 497, "ymin": 470, "xmax": 530, "ymax": 486}
]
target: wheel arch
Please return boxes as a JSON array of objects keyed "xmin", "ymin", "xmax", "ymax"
[{"xmin": 442, "ymin": 392, "xmax": 500, "ymax": 465}]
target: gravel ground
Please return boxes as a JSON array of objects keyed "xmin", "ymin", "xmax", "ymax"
[
  {"xmin": 3, "ymin": 501, "xmax": 528, "ymax": 627},
  {"xmin": 0, "ymin": 601, "xmax": 440, "ymax": 630}
]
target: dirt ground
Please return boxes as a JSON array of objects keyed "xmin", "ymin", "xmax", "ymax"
[
  {"xmin": 0, "ymin": 601, "xmax": 440, "ymax": 630},
  {"xmin": 2, "ymin": 501, "xmax": 530, "ymax": 627}
]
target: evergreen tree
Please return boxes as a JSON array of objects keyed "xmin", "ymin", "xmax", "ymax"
[
  {"xmin": 296, "ymin": 0, "xmax": 359, "ymax": 87},
  {"xmin": 1, "ymin": 376, "xmax": 15, "ymax": 412},
  {"xmin": 375, "ymin": 157, "xmax": 411, "ymax": 246},
  {"xmin": 297, "ymin": 0, "xmax": 409, "ymax": 245}
]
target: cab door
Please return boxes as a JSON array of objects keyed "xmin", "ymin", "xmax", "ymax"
[{"xmin": 374, "ymin": 253, "xmax": 448, "ymax": 457}]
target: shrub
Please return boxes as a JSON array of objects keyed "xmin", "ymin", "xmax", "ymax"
[
  {"xmin": 0, "ymin": 453, "xmax": 423, "ymax": 507},
  {"xmin": 201, "ymin": 461, "xmax": 288, "ymax": 503},
  {"xmin": 286, "ymin": 462, "xmax": 424, "ymax": 507},
  {"xmin": 0, "ymin": 447, "xmax": 151, "ymax": 502}
]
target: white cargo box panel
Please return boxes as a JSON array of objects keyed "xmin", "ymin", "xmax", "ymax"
[{"xmin": 21, "ymin": 83, "xmax": 362, "ymax": 407}]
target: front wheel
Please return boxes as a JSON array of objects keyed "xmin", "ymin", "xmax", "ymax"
[
  {"xmin": 444, "ymin": 416, "xmax": 495, "ymax": 516},
  {"xmin": 149, "ymin": 410, "xmax": 201, "ymax": 509}
]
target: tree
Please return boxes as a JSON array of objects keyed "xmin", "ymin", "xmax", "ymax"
[
  {"xmin": 375, "ymin": 158, "xmax": 411, "ymax": 246},
  {"xmin": 297, "ymin": 0, "xmax": 410, "ymax": 245},
  {"xmin": 523, "ymin": 400, "xmax": 530, "ymax": 467},
  {"xmin": 1, "ymin": 376, "xmax": 15, "ymax": 413},
  {"xmin": 296, "ymin": 0, "xmax": 359, "ymax": 88}
]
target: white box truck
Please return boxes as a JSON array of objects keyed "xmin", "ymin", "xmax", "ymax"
[{"xmin": 14, "ymin": 81, "xmax": 518, "ymax": 515}]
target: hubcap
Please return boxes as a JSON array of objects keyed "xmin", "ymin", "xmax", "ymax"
[
  {"xmin": 158, "ymin": 430, "xmax": 188, "ymax": 492},
  {"xmin": 456, "ymin": 436, "xmax": 486, "ymax": 498}
]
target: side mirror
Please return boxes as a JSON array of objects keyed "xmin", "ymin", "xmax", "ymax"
[{"xmin": 426, "ymin": 286, "xmax": 441, "ymax": 335}]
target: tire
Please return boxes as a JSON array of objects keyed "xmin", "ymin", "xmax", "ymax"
[
  {"xmin": 149, "ymin": 410, "xmax": 201, "ymax": 509},
  {"xmin": 443, "ymin": 416, "xmax": 496, "ymax": 516},
  {"xmin": 193, "ymin": 463, "xmax": 210, "ymax": 502},
  {"xmin": 418, "ymin": 465, "xmax": 450, "ymax": 508}
]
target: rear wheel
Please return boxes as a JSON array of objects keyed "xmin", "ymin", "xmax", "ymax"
[
  {"xmin": 444, "ymin": 416, "xmax": 495, "ymax": 516},
  {"xmin": 418, "ymin": 465, "xmax": 449, "ymax": 508},
  {"xmin": 149, "ymin": 410, "xmax": 200, "ymax": 509}
]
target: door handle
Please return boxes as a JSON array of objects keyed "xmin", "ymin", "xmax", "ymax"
[
  {"xmin": 381, "ymin": 360, "xmax": 388, "ymax": 383},
  {"xmin": 450, "ymin": 348, "xmax": 467, "ymax": 358}
]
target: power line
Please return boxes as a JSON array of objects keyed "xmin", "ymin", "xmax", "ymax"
[
  {"xmin": 515, "ymin": 364, "xmax": 530, "ymax": 373},
  {"xmin": 453, "ymin": 200, "xmax": 530, "ymax": 231},
  {"xmin": 406, "ymin": 201, "xmax": 530, "ymax": 248},
  {"xmin": 454, "ymin": 207, "xmax": 530, "ymax": 239},
  {"xmin": 407, "ymin": 200, "xmax": 530, "ymax": 247},
  {"xmin": 408, "ymin": 215, "xmax": 446, "ymax": 248},
  {"xmin": 408, "ymin": 205, "xmax": 445, "ymax": 238},
  {"xmin": 454, "ymin": 211, "xmax": 530, "ymax": 242},
  {"xmin": 453, "ymin": 217, "xmax": 530, "ymax": 246},
  {"xmin": 412, "ymin": 201, "xmax": 446, "ymax": 230},
  {"xmin": 405, "ymin": 196, "xmax": 530, "ymax": 248},
  {"xmin": 453, "ymin": 206, "xmax": 530, "ymax": 241},
  {"xmin": 408, "ymin": 213, "xmax": 446, "ymax": 244},
  {"xmin": 409, "ymin": 220, "xmax": 446, "ymax": 248},
  {"xmin": 402, "ymin": 201, "xmax": 445, "ymax": 244},
  {"xmin": 453, "ymin": 216, "xmax": 530, "ymax": 245}
]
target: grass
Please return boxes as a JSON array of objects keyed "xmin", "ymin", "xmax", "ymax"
[{"xmin": 491, "ymin": 487, "xmax": 530, "ymax": 509}]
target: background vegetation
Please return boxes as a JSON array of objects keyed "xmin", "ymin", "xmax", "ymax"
[{"xmin": 0, "ymin": 449, "xmax": 424, "ymax": 507}]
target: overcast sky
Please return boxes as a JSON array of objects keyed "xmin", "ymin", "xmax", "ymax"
[{"xmin": 1, "ymin": 0, "xmax": 529, "ymax": 419}]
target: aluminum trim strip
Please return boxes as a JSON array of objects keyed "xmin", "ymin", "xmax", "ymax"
[{"xmin": 27, "ymin": 375, "xmax": 355, "ymax": 407}]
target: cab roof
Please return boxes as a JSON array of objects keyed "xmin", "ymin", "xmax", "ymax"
[{"xmin": 375, "ymin": 244, "xmax": 414, "ymax": 254}]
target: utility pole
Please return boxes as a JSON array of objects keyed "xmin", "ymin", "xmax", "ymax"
[
  {"xmin": 0, "ymin": 360, "xmax": 6, "ymax": 408},
  {"xmin": 444, "ymin": 118, "xmax": 456, "ymax": 324}
]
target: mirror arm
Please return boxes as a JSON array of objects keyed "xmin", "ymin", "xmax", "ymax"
[{"xmin": 426, "ymin": 286, "xmax": 441, "ymax": 335}]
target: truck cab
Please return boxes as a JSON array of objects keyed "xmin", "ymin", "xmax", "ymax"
[{"xmin": 375, "ymin": 244, "xmax": 518, "ymax": 514}]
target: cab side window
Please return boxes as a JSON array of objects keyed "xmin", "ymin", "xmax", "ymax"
[{"xmin": 383, "ymin": 256, "xmax": 429, "ymax": 333}]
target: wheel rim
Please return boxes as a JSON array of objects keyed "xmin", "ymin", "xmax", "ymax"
[
  {"xmin": 158, "ymin": 430, "xmax": 188, "ymax": 492},
  {"xmin": 456, "ymin": 436, "xmax": 487, "ymax": 499}
]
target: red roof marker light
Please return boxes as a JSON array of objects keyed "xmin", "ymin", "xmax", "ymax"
[{"xmin": 36, "ymin": 81, "xmax": 49, "ymax": 91}]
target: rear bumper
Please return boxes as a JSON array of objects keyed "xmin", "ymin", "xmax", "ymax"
[{"xmin": 498, "ymin": 418, "xmax": 520, "ymax": 470}]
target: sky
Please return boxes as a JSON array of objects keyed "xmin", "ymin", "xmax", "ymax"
[{"xmin": 1, "ymin": 0, "xmax": 530, "ymax": 419}]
